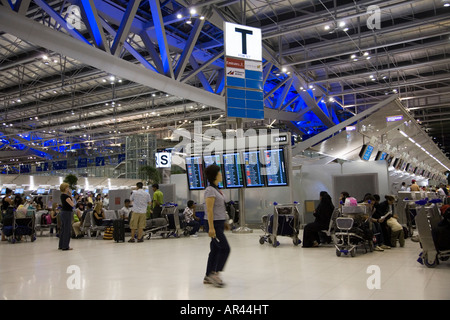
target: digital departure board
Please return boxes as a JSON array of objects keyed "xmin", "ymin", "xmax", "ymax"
[
  {"xmin": 204, "ymin": 154, "xmax": 224, "ymax": 188},
  {"xmin": 359, "ymin": 144, "xmax": 374, "ymax": 161},
  {"xmin": 223, "ymin": 153, "xmax": 244, "ymax": 188},
  {"xmin": 185, "ymin": 156, "xmax": 205, "ymax": 190},
  {"xmin": 263, "ymin": 148, "xmax": 288, "ymax": 187},
  {"xmin": 243, "ymin": 150, "xmax": 265, "ymax": 187}
]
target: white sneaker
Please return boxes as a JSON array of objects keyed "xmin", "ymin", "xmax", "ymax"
[
  {"xmin": 374, "ymin": 245, "xmax": 384, "ymax": 251},
  {"xmin": 190, "ymin": 234, "xmax": 198, "ymax": 238},
  {"xmin": 205, "ymin": 273, "xmax": 224, "ymax": 287}
]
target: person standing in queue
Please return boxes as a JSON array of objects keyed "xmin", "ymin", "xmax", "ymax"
[
  {"xmin": 203, "ymin": 164, "xmax": 230, "ymax": 288},
  {"xmin": 59, "ymin": 182, "xmax": 75, "ymax": 251},
  {"xmin": 151, "ymin": 184, "xmax": 164, "ymax": 218},
  {"xmin": 129, "ymin": 182, "xmax": 151, "ymax": 243}
]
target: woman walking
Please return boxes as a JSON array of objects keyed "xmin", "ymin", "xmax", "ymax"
[
  {"xmin": 59, "ymin": 182, "xmax": 75, "ymax": 251},
  {"xmin": 203, "ymin": 164, "xmax": 230, "ymax": 287}
]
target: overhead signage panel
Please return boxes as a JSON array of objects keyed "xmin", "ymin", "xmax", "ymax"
[{"xmin": 224, "ymin": 22, "xmax": 262, "ymax": 61}]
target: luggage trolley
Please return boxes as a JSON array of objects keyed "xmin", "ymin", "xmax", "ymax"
[
  {"xmin": 144, "ymin": 203, "xmax": 182, "ymax": 239},
  {"xmin": 259, "ymin": 202, "xmax": 301, "ymax": 247},
  {"xmin": 415, "ymin": 200, "xmax": 450, "ymax": 268},
  {"xmin": 334, "ymin": 205, "xmax": 373, "ymax": 257},
  {"xmin": 2, "ymin": 207, "xmax": 36, "ymax": 244}
]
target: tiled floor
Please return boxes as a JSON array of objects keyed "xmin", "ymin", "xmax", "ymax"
[{"xmin": 0, "ymin": 229, "xmax": 449, "ymax": 300}]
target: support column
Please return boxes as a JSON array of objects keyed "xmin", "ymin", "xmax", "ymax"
[{"xmin": 233, "ymin": 118, "xmax": 252, "ymax": 233}]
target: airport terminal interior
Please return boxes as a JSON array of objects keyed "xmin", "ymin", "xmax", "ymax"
[{"xmin": 1, "ymin": 0, "xmax": 450, "ymax": 301}]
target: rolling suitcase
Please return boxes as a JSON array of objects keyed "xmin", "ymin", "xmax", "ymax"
[{"xmin": 113, "ymin": 219, "xmax": 125, "ymax": 242}]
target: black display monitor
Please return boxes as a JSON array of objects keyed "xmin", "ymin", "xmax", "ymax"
[
  {"xmin": 401, "ymin": 161, "xmax": 408, "ymax": 171},
  {"xmin": 263, "ymin": 148, "xmax": 288, "ymax": 187},
  {"xmin": 359, "ymin": 144, "xmax": 375, "ymax": 161},
  {"xmin": 375, "ymin": 151, "xmax": 388, "ymax": 161},
  {"xmin": 387, "ymin": 156, "xmax": 394, "ymax": 166},
  {"xmin": 185, "ymin": 156, "xmax": 205, "ymax": 190},
  {"xmin": 203, "ymin": 154, "xmax": 224, "ymax": 189},
  {"xmin": 243, "ymin": 150, "xmax": 265, "ymax": 187},
  {"xmin": 222, "ymin": 152, "xmax": 244, "ymax": 188}
]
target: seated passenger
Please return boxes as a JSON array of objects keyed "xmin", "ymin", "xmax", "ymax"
[
  {"xmin": 432, "ymin": 207, "xmax": 450, "ymax": 251},
  {"xmin": 302, "ymin": 191, "xmax": 334, "ymax": 247},
  {"xmin": 372, "ymin": 195, "xmax": 395, "ymax": 251},
  {"xmin": 183, "ymin": 200, "xmax": 200, "ymax": 237},
  {"xmin": 72, "ymin": 203, "xmax": 84, "ymax": 238},
  {"xmin": 93, "ymin": 201, "xmax": 111, "ymax": 226},
  {"xmin": 386, "ymin": 215, "xmax": 405, "ymax": 247},
  {"xmin": 118, "ymin": 199, "xmax": 133, "ymax": 222}
]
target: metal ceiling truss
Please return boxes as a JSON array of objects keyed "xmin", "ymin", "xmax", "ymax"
[{"xmin": 0, "ymin": 0, "xmax": 449, "ymax": 171}]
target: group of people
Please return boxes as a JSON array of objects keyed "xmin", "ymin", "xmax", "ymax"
[
  {"xmin": 302, "ymin": 190, "xmax": 405, "ymax": 251},
  {"xmin": 400, "ymin": 179, "xmax": 449, "ymax": 197}
]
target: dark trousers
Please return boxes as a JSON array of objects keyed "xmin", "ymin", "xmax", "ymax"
[
  {"xmin": 372, "ymin": 222, "xmax": 385, "ymax": 246},
  {"xmin": 59, "ymin": 210, "xmax": 72, "ymax": 249},
  {"xmin": 206, "ymin": 220, "xmax": 230, "ymax": 276},
  {"xmin": 187, "ymin": 220, "xmax": 200, "ymax": 235},
  {"xmin": 302, "ymin": 221, "xmax": 325, "ymax": 247}
]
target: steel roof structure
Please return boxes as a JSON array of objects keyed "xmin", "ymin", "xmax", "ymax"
[{"xmin": 0, "ymin": 0, "xmax": 449, "ymax": 177}]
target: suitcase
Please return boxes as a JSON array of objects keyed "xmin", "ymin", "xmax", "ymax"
[{"xmin": 113, "ymin": 219, "xmax": 125, "ymax": 242}]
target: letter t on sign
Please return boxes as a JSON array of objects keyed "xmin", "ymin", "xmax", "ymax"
[{"xmin": 235, "ymin": 28, "xmax": 253, "ymax": 55}]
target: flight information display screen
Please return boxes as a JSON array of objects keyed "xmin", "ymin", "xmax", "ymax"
[
  {"xmin": 223, "ymin": 153, "xmax": 244, "ymax": 188},
  {"xmin": 204, "ymin": 154, "xmax": 224, "ymax": 188},
  {"xmin": 263, "ymin": 148, "xmax": 288, "ymax": 187},
  {"xmin": 360, "ymin": 145, "xmax": 374, "ymax": 161},
  {"xmin": 243, "ymin": 150, "xmax": 265, "ymax": 187},
  {"xmin": 185, "ymin": 156, "xmax": 205, "ymax": 190}
]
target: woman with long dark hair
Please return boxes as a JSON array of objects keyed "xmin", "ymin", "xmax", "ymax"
[
  {"xmin": 203, "ymin": 164, "xmax": 230, "ymax": 287},
  {"xmin": 302, "ymin": 191, "xmax": 335, "ymax": 247}
]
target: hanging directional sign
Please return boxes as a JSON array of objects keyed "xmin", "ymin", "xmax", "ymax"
[{"xmin": 224, "ymin": 22, "xmax": 264, "ymax": 120}]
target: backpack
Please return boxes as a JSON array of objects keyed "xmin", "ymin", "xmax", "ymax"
[{"xmin": 41, "ymin": 213, "xmax": 52, "ymax": 225}]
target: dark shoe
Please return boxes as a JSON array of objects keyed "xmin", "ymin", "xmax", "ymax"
[
  {"xmin": 137, "ymin": 238, "xmax": 144, "ymax": 243},
  {"xmin": 128, "ymin": 238, "xmax": 135, "ymax": 243}
]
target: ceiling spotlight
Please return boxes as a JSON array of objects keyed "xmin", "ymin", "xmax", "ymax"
[
  {"xmin": 324, "ymin": 25, "xmax": 330, "ymax": 31},
  {"xmin": 338, "ymin": 21, "xmax": 346, "ymax": 28},
  {"xmin": 189, "ymin": 8, "xmax": 197, "ymax": 15},
  {"xmin": 176, "ymin": 13, "xmax": 183, "ymax": 19}
]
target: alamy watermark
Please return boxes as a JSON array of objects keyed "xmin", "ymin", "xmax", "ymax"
[
  {"xmin": 366, "ymin": 265, "xmax": 381, "ymax": 289},
  {"xmin": 65, "ymin": 5, "xmax": 82, "ymax": 30},
  {"xmin": 366, "ymin": 5, "xmax": 381, "ymax": 30},
  {"xmin": 171, "ymin": 121, "xmax": 283, "ymax": 174},
  {"xmin": 66, "ymin": 265, "xmax": 81, "ymax": 290}
]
